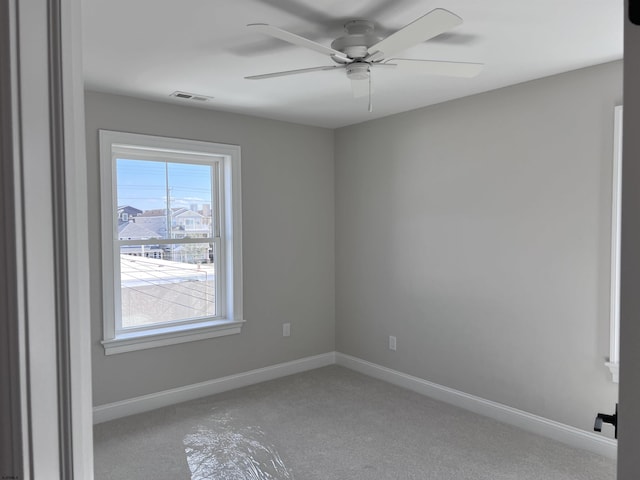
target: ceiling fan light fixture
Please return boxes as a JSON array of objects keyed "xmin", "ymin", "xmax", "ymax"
[{"xmin": 346, "ymin": 63, "xmax": 370, "ymax": 80}]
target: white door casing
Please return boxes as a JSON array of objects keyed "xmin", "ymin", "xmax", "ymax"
[{"xmin": 1, "ymin": 0, "xmax": 93, "ymax": 478}]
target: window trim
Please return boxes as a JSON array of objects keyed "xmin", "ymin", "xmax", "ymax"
[
  {"xmin": 606, "ymin": 105, "xmax": 622, "ymax": 383},
  {"xmin": 99, "ymin": 130, "xmax": 244, "ymax": 355},
  {"xmin": 112, "ymin": 154, "xmax": 224, "ymax": 333}
]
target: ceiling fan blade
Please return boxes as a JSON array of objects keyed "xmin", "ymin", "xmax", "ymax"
[
  {"xmin": 390, "ymin": 58, "xmax": 483, "ymax": 77},
  {"xmin": 350, "ymin": 79, "xmax": 369, "ymax": 98},
  {"xmin": 245, "ymin": 65, "xmax": 343, "ymax": 80},
  {"xmin": 366, "ymin": 9, "xmax": 462, "ymax": 61},
  {"xmin": 370, "ymin": 63, "xmax": 398, "ymax": 70},
  {"xmin": 248, "ymin": 23, "xmax": 349, "ymax": 61}
]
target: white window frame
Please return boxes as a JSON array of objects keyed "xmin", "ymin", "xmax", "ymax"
[
  {"xmin": 606, "ymin": 105, "xmax": 622, "ymax": 383},
  {"xmin": 99, "ymin": 130, "xmax": 244, "ymax": 355}
]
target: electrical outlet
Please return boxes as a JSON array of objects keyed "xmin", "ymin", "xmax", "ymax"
[
  {"xmin": 283, "ymin": 323, "xmax": 291, "ymax": 337},
  {"xmin": 389, "ymin": 335, "xmax": 396, "ymax": 351}
]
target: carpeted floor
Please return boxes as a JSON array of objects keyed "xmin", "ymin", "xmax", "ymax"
[{"xmin": 93, "ymin": 366, "xmax": 615, "ymax": 479}]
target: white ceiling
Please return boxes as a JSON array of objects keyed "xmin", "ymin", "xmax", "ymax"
[{"xmin": 81, "ymin": 0, "xmax": 623, "ymax": 129}]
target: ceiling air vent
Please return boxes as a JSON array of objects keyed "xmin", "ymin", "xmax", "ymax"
[{"xmin": 170, "ymin": 91, "xmax": 213, "ymax": 102}]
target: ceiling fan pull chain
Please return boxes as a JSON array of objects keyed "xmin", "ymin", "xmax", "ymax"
[{"xmin": 368, "ymin": 68, "xmax": 373, "ymax": 113}]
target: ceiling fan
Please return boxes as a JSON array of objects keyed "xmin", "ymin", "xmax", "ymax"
[{"xmin": 245, "ymin": 8, "xmax": 483, "ymax": 111}]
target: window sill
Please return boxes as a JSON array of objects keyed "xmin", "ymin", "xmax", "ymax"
[
  {"xmin": 605, "ymin": 362, "xmax": 619, "ymax": 383},
  {"xmin": 101, "ymin": 319, "xmax": 245, "ymax": 355}
]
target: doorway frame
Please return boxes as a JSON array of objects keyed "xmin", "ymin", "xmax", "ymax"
[
  {"xmin": 2, "ymin": 0, "xmax": 639, "ymax": 478},
  {"xmin": 1, "ymin": 0, "xmax": 93, "ymax": 477}
]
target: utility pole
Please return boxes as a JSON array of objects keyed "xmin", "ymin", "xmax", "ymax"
[{"xmin": 165, "ymin": 163, "xmax": 172, "ymax": 240}]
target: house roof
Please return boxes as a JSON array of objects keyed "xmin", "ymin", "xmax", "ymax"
[
  {"xmin": 117, "ymin": 205, "xmax": 142, "ymax": 214},
  {"xmin": 118, "ymin": 222, "xmax": 162, "ymax": 240},
  {"xmin": 137, "ymin": 209, "xmax": 167, "ymax": 218},
  {"xmin": 133, "ymin": 216, "xmax": 168, "ymax": 236},
  {"xmin": 174, "ymin": 208, "xmax": 204, "ymax": 218}
]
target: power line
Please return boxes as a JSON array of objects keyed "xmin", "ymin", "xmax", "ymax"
[{"xmin": 122, "ymin": 265, "xmax": 215, "ymax": 303}]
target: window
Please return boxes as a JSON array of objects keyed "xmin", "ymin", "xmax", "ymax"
[
  {"xmin": 606, "ymin": 105, "xmax": 622, "ymax": 383},
  {"xmin": 100, "ymin": 131, "xmax": 243, "ymax": 355}
]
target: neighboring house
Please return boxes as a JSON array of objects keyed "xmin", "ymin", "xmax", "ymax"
[
  {"xmin": 133, "ymin": 215, "xmax": 168, "ymax": 238},
  {"xmin": 170, "ymin": 208, "xmax": 211, "ymax": 262},
  {"xmin": 117, "ymin": 221, "xmax": 164, "ymax": 259},
  {"xmin": 124, "ymin": 206, "xmax": 212, "ymax": 263},
  {"xmin": 172, "ymin": 207, "xmax": 210, "ymax": 238},
  {"xmin": 118, "ymin": 222, "xmax": 160, "ymax": 240},
  {"xmin": 171, "ymin": 243, "xmax": 210, "ymax": 264},
  {"xmin": 134, "ymin": 207, "xmax": 212, "ymax": 239},
  {"xmin": 117, "ymin": 205, "xmax": 142, "ymax": 226}
]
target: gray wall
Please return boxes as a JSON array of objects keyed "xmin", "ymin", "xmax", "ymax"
[
  {"xmin": 335, "ymin": 61, "xmax": 621, "ymax": 434},
  {"xmin": 85, "ymin": 92, "xmax": 335, "ymax": 406},
  {"xmin": 87, "ymin": 61, "xmax": 623, "ymax": 437}
]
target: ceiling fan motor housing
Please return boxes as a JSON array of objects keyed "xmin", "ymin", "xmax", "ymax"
[{"xmin": 331, "ymin": 20, "xmax": 382, "ymax": 60}]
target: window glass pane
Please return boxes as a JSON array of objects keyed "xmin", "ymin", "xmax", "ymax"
[
  {"xmin": 167, "ymin": 162, "xmax": 214, "ymax": 239},
  {"xmin": 116, "ymin": 159, "xmax": 215, "ymax": 240},
  {"xmin": 119, "ymin": 243, "xmax": 216, "ymax": 328},
  {"xmin": 116, "ymin": 158, "xmax": 170, "ymax": 239}
]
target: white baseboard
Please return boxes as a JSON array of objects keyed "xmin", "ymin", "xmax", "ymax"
[
  {"xmin": 93, "ymin": 352, "xmax": 335, "ymax": 424},
  {"xmin": 93, "ymin": 350, "xmax": 617, "ymax": 460},
  {"xmin": 335, "ymin": 353, "xmax": 617, "ymax": 459}
]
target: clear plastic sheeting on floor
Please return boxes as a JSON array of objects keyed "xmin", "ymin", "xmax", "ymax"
[{"xmin": 183, "ymin": 412, "xmax": 294, "ymax": 480}]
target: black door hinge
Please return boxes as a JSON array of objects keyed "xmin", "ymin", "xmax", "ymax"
[
  {"xmin": 594, "ymin": 404, "xmax": 618, "ymax": 439},
  {"xmin": 631, "ymin": 0, "xmax": 640, "ymax": 26}
]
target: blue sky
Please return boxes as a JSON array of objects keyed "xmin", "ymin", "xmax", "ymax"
[{"xmin": 117, "ymin": 159, "xmax": 213, "ymax": 212}]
